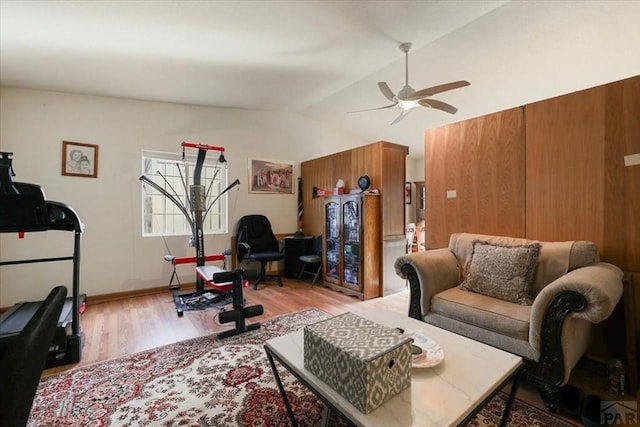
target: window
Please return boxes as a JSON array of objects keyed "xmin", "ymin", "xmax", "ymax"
[{"xmin": 141, "ymin": 150, "xmax": 228, "ymax": 237}]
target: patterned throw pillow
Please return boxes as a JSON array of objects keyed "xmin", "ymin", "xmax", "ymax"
[{"xmin": 460, "ymin": 240, "xmax": 541, "ymax": 305}]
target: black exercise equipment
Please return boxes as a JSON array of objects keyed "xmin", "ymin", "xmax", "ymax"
[
  {"xmin": 236, "ymin": 214, "xmax": 284, "ymax": 290},
  {"xmin": 0, "ymin": 285, "xmax": 67, "ymax": 427},
  {"xmin": 212, "ymin": 269, "xmax": 263, "ymax": 339},
  {"xmin": 139, "ymin": 142, "xmax": 235, "ymax": 292},
  {"xmin": 172, "ymin": 261, "xmax": 233, "ymax": 316},
  {"xmin": 0, "ymin": 152, "xmax": 84, "ymax": 368},
  {"xmin": 139, "ymin": 142, "xmax": 241, "ymax": 315}
]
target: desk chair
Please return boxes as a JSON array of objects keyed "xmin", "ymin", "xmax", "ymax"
[
  {"xmin": 236, "ymin": 214, "xmax": 284, "ymax": 290},
  {"xmin": 0, "ymin": 286, "xmax": 67, "ymax": 427},
  {"xmin": 297, "ymin": 235, "xmax": 322, "ymax": 286}
]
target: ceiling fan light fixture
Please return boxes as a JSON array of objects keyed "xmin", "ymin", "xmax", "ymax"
[
  {"xmin": 348, "ymin": 42, "xmax": 469, "ymax": 124},
  {"xmin": 398, "ymin": 100, "xmax": 418, "ymax": 110}
]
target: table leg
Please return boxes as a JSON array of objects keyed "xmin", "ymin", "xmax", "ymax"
[
  {"xmin": 266, "ymin": 350, "xmax": 298, "ymax": 427},
  {"xmin": 499, "ymin": 369, "xmax": 523, "ymax": 427}
]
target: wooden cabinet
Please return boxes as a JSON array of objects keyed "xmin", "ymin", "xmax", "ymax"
[
  {"xmin": 301, "ymin": 141, "xmax": 408, "ymax": 239},
  {"xmin": 323, "ymin": 194, "xmax": 381, "ymax": 300},
  {"xmin": 301, "ymin": 140, "xmax": 408, "ymax": 297}
]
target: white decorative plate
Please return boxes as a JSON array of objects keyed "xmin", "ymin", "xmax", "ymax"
[{"xmin": 408, "ymin": 333, "xmax": 444, "ymax": 368}]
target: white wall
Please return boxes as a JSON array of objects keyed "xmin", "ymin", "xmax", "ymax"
[
  {"xmin": 0, "ymin": 87, "xmax": 367, "ymax": 306},
  {"xmin": 404, "ymin": 156, "xmax": 425, "ymax": 224}
]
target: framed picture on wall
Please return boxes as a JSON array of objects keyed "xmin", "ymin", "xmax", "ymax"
[
  {"xmin": 405, "ymin": 182, "xmax": 412, "ymax": 204},
  {"xmin": 62, "ymin": 141, "xmax": 99, "ymax": 178},
  {"xmin": 248, "ymin": 158, "xmax": 294, "ymax": 194}
]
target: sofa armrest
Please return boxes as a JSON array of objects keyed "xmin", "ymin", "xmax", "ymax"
[
  {"xmin": 394, "ymin": 249, "xmax": 460, "ymax": 320},
  {"xmin": 525, "ymin": 262, "xmax": 623, "ymax": 389},
  {"xmin": 530, "ymin": 262, "xmax": 624, "ymax": 350}
]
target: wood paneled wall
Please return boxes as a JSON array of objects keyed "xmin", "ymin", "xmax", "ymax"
[
  {"xmin": 424, "ymin": 107, "xmax": 525, "ymax": 248},
  {"xmin": 525, "ymin": 76, "xmax": 640, "ymax": 377},
  {"xmin": 423, "ymin": 76, "xmax": 639, "ymax": 273},
  {"xmin": 525, "ymin": 76, "xmax": 640, "ymax": 272},
  {"xmin": 525, "ymin": 86, "xmax": 606, "ymax": 244},
  {"xmin": 603, "ymin": 77, "xmax": 640, "ymax": 272}
]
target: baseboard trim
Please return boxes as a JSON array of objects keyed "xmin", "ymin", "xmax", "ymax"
[
  {"xmin": 3, "ymin": 270, "xmax": 286, "ymax": 309},
  {"xmin": 87, "ymin": 282, "xmax": 197, "ymax": 305}
]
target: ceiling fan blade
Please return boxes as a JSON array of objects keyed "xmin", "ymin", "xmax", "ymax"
[
  {"xmin": 390, "ymin": 108, "xmax": 412, "ymax": 125},
  {"xmin": 407, "ymin": 80, "xmax": 470, "ymax": 100},
  {"xmin": 419, "ymin": 98, "xmax": 458, "ymax": 114},
  {"xmin": 377, "ymin": 82, "xmax": 396, "ymax": 102},
  {"xmin": 348, "ymin": 103, "xmax": 397, "ymax": 114}
]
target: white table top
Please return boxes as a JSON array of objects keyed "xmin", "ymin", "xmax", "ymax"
[{"xmin": 265, "ymin": 309, "xmax": 522, "ymax": 427}]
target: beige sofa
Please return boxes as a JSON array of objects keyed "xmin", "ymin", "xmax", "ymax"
[{"xmin": 394, "ymin": 232, "xmax": 623, "ymax": 411}]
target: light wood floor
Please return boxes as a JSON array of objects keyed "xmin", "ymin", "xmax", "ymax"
[
  {"xmin": 43, "ymin": 277, "xmax": 614, "ymax": 425},
  {"xmin": 44, "ymin": 277, "xmax": 409, "ymax": 375}
]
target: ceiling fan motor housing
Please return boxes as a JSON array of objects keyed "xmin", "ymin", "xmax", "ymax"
[{"xmin": 397, "ymin": 85, "xmax": 415, "ymax": 101}]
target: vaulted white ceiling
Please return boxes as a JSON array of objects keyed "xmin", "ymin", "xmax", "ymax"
[{"xmin": 1, "ymin": 1, "xmax": 639, "ymax": 158}]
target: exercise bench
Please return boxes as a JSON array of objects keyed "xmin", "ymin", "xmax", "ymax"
[{"xmin": 198, "ymin": 266, "xmax": 263, "ymax": 339}]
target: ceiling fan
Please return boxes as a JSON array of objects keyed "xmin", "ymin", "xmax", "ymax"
[{"xmin": 350, "ymin": 42, "xmax": 470, "ymax": 125}]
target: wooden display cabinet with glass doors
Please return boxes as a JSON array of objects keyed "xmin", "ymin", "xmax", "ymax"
[{"xmin": 323, "ymin": 193, "xmax": 381, "ymax": 300}]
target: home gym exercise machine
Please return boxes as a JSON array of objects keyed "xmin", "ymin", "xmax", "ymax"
[
  {"xmin": 139, "ymin": 142, "xmax": 263, "ymax": 335},
  {"xmin": 0, "ymin": 152, "xmax": 85, "ymax": 368}
]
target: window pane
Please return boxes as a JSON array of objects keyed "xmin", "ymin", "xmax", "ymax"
[{"xmin": 141, "ymin": 150, "xmax": 228, "ymax": 237}]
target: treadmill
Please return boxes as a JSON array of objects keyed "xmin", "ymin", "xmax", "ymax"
[{"xmin": 0, "ymin": 152, "xmax": 85, "ymax": 367}]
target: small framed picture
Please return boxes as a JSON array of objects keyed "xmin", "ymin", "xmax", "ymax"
[
  {"xmin": 405, "ymin": 182, "xmax": 412, "ymax": 204},
  {"xmin": 62, "ymin": 141, "xmax": 99, "ymax": 178},
  {"xmin": 248, "ymin": 158, "xmax": 294, "ymax": 194}
]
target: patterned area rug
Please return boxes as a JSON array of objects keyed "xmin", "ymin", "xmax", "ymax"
[{"xmin": 30, "ymin": 308, "xmax": 576, "ymax": 426}]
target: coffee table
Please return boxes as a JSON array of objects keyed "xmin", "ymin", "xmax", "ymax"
[{"xmin": 264, "ymin": 309, "xmax": 523, "ymax": 427}]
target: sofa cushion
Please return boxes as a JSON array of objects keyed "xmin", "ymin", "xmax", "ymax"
[
  {"xmin": 460, "ymin": 240, "xmax": 541, "ymax": 305},
  {"xmin": 431, "ymin": 287, "xmax": 531, "ymax": 342}
]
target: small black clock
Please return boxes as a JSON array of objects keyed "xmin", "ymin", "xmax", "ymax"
[{"xmin": 357, "ymin": 175, "xmax": 371, "ymax": 191}]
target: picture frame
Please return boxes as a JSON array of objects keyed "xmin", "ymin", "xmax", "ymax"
[
  {"xmin": 405, "ymin": 181, "xmax": 412, "ymax": 204},
  {"xmin": 248, "ymin": 158, "xmax": 294, "ymax": 194},
  {"xmin": 62, "ymin": 141, "xmax": 99, "ymax": 178}
]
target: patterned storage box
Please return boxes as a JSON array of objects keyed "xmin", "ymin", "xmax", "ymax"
[{"xmin": 303, "ymin": 312, "xmax": 412, "ymax": 413}]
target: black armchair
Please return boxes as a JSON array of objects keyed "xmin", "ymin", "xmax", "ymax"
[
  {"xmin": 236, "ymin": 215, "xmax": 283, "ymax": 290},
  {"xmin": 0, "ymin": 285, "xmax": 67, "ymax": 427}
]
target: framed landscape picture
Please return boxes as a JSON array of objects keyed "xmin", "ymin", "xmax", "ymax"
[
  {"xmin": 248, "ymin": 158, "xmax": 294, "ymax": 194},
  {"xmin": 62, "ymin": 141, "xmax": 99, "ymax": 178}
]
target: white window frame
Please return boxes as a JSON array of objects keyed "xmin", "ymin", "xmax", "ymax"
[{"xmin": 141, "ymin": 150, "xmax": 229, "ymax": 237}]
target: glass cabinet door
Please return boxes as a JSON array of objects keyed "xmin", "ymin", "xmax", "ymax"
[
  {"xmin": 341, "ymin": 198, "xmax": 360, "ymax": 288},
  {"xmin": 324, "ymin": 201, "xmax": 340, "ymax": 281}
]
